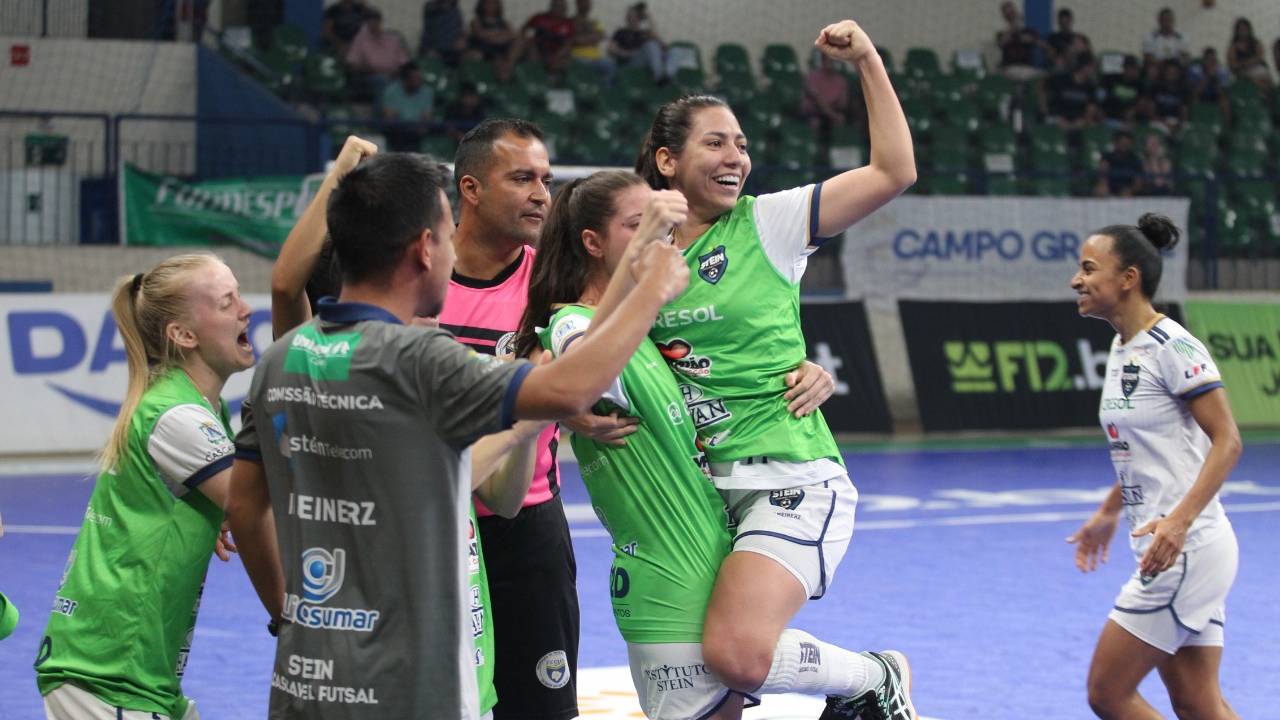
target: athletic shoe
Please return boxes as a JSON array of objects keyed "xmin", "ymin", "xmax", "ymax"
[{"xmin": 818, "ymin": 650, "xmax": 916, "ymax": 720}]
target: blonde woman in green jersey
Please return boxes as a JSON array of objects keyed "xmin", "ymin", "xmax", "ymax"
[
  {"xmin": 36, "ymin": 253, "xmax": 254, "ymax": 719},
  {"xmin": 635, "ymin": 20, "xmax": 918, "ymax": 720}
]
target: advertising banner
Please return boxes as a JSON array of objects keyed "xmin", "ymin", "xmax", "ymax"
[
  {"xmin": 1185, "ymin": 301, "xmax": 1280, "ymax": 428},
  {"xmin": 0, "ymin": 294, "xmax": 273, "ymax": 454},
  {"xmin": 123, "ymin": 164, "xmax": 321, "ymax": 255},
  {"xmin": 799, "ymin": 301, "xmax": 892, "ymax": 434},
  {"xmin": 842, "ymin": 196, "xmax": 1189, "ymax": 302},
  {"xmin": 900, "ymin": 300, "xmax": 1184, "ymax": 432}
]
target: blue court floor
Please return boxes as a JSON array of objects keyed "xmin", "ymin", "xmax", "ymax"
[{"xmin": 2, "ymin": 440, "xmax": 1278, "ymax": 719}]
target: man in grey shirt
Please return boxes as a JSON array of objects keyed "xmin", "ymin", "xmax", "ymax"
[{"xmin": 232, "ymin": 153, "xmax": 687, "ymax": 719}]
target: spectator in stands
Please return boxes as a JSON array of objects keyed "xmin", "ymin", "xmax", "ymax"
[
  {"xmin": 420, "ymin": 0, "xmax": 466, "ymax": 65},
  {"xmin": 1142, "ymin": 7, "xmax": 1189, "ymax": 66},
  {"xmin": 346, "ymin": 8, "xmax": 411, "ymax": 98},
  {"xmin": 1044, "ymin": 53, "xmax": 1103, "ymax": 130},
  {"xmin": 323, "ymin": 0, "xmax": 372, "ymax": 55},
  {"xmin": 803, "ymin": 52, "xmax": 852, "ymax": 142},
  {"xmin": 1046, "ymin": 8, "xmax": 1093, "ymax": 73},
  {"xmin": 1226, "ymin": 17, "xmax": 1273, "ymax": 93},
  {"xmin": 1189, "ymin": 47, "xmax": 1231, "ymax": 118},
  {"xmin": 1140, "ymin": 133, "xmax": 1174, "ymax": 196},
  {"xmin": 444, "ymin": 81, "xmax": 487, "ymax": 141},
  {"xmin": 1147, "ymin": 59, "xmax": 1190, "ymax": 131},
  {"xmin": 1100, "ymin": 54, "xmax": 1145, "ymax": 126},
  {"xmin": 568, "ymin": 0, "xmax": 614, "ymax": 81},
  {"xmin": 521, "ymin": 0, "xmax": 576, "ymax": 74},
  {"xmin": 466, "ymin": 0, "xmax": 518, "ymax": 81},
  {"xmin": 382, "ymin": 62, "xmax": 435, "ymax": 151},
  {"xmin": 608, "ymin": 2, "xmax": 674, "ymax": 82},
  {"xmin": 996, "ymin": 0, "xmax": 1047, "ymax": 81},
  {"xmin": 1096, "ymin": 130, "xmax": 1143, "ymax": 197}
]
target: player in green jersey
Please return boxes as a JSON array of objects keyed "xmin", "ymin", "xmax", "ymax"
[
  {"xmin": 226, "ymin": 136, "xmax": 549, "ymax": 719},
  {"xmin": 514, "ymin": 171, "xmax": 836, "ymax": 719},
  {"xmin": 36, "ymin": 253, "xmax": 255, "ymax": 719},
  {"xmin": 634, "ymin": 20, "xmax": 918, "ymax": 720}
]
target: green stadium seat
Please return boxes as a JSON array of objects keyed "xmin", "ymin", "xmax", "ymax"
[
  {"xmin": 717, "ymin": 69, "xmax": 757, "ymax": 107},
  {"xmin": 514, "ymin": 62, "xmax": 550, "ymax": 93},
  {"xmin": 271, "ymin": 24, "xmax": 309, "ymax": 63},
  {"xmin": 418, "ymin": 56, "xmax": 456, "ymax": 103},
  {"xmin": 930, "ymin": 173, "xmax": 970, "ymax": 195},
  {"xmin": 931, "ymin": 74, "xmax": 966, "ymax": 106},
  {"xmin": 1178, "ymin": 125, "xmax": 1220, "ymax": 160},
  {"xmin": 764, "ymin": 73, "xmax": 805, "ymax": 113},
  {"xmin": 903, "ymin": 48, "xmax": 941, "ymax": 81},
  {"xmin": 938, "ymin": 102, "xmax": 980, "ymax": 133},
  {"xmin": 1031, "ymin": 177, "xmax": 1071, "ymax": 196},
  {"xmin": 668, "ymin": 41, "xmax": 703, "ymax": 72},
  {"xmin": 419, "ymin": 133, "xmax": 456, "ymax": 160},
  {"xmin": 459, "ymin": 59, "xmax": 498, "ymax": 97},
  {"xmin": 1079, "ymin": 125, "xmax": 1111, "ymax": 168},
  {"xmin": 986, "ymin": 173, "xmax": 1020, "ymax": 195},
  {"xmin": 617, "ymin": 65, "xmax": 657, "ymax": 106},
  {"xmin": 1186, "ymin": 103, "xmax": 1224, "ymax": 135},
  {"xmin": 673, "ymin": 66, "xmax": 707, "ymax": 94},
  {"xmin": 714, "ymin": 43, "xmax": 751, "ymax": 77},
  {"xmin": 950, "ymin": 49, "xmax": 987, "ymax": 80},
  {"xmin": 303, "ymin": 53, "xmax": 346, "ymax": 102},
  {"xmin": 762, "ymin": 44, "xmax": 800, "ymax": 80},
  {"xmin": 1227, "ymin": 81, "xmax": 1262, "ymax": 117},
  {"xmin": 565, "ymin": 63, "xmax": 604, "ymax": 108},
  {"xmin": 1226, "ymin": 128, "xmax": 1268, "ymax": 156},
  {"xmin": 1028, "ymin": 124, "xmax": 1067, "ymax": 156},
  {"xmin": 975, "ymin": 75, "xmax": 1014, "ymax": 120},
  {"xmin": 930, "ymin": 143, "xmax": 970, "ymax": 173}
]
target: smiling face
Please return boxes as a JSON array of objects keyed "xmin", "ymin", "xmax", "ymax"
[
  {"xmin": 472, "ymin": 132, "xmax": 553, "ymax": 246},
  {"xmin": 1070, "ymin": 234, "xmax": 1138, "ymax": 319},
  {"xmin": 176, "ymin": 260, "xmax": 255, "ymax": 379},
  {"xmin": 661, "ymin": 106, "xmax": 751, "ymax": 220}
]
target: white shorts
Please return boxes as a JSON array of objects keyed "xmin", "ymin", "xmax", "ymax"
[
  {"xmin": 719, "ymin": 473, "xmax": 857, "ymax": 599},
  {"xmin": 44, "ymin": 682, "xmax": 200, "ymax": 720},
  {"xmin": 1108, "ymin": 528, "xmax": 1238, "ymax": 655},
  {"xmin": 626, "ymin": 642, "xmax": 758, "ymax": 720}
]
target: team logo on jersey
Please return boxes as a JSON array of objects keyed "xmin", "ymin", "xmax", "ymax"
[
  {"xmin": 536, "ymin": 649, "xmax": 571, "ymax": 689},
  {"xmin": 1121, "ymin": 362, "xmax": 1141, "ymax": 398},
  {"xmin": 301, "ymin": 547, "xmax": 346, "ymax": 603},
  {"xmin": 494, "ymin": 331, "xmax": 517, "ymax": 358},
  {"xmin": 198, "ymin": 420, "xmax": 227, "ymax": 444},
  {"xmin": 468, "ymin": 518, "xmax": 480, "ymax": 574},
  {"xmin": 769, "ymin": 488, "xmax": 805, "ymax": 510},
  {"xmin": 698, "ymin": 245, "xmax": 728, "ymax": 284},
  {"xmin": 657, "ymin": 339, "xmax": 713, "ymax": 377}
]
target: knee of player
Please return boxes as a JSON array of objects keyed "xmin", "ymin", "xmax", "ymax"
[
  {"xmin": 1167, "ymin": 689, "xmax": 1224, "ymax": 720},
  {"xmin": 1085, "ymin": 677, "xmax": 1123, "ymax": 719},
  {"xmin": 702, "ymin": 635, "xmax": 771, "ymax": 692}
]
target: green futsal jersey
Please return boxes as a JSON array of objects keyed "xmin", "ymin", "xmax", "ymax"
[
  {"xmin": 541, "ymin": 305, "xmax": 731, "ymax": 643},
  {"xmin": 467, "ymin": 505, "xmax": 498, "ymax": 714},
  {"xmin": 35, "ymin": 368, "xmax": 230, "ymax": 718},
  {"xmin": 649, "ymin": 187, "xmax": 842, "ymax": 468}
]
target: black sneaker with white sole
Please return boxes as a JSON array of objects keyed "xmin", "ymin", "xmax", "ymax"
[{"xmin": 817, "ymin": 650, "xmax": 916, "ymax": 720}]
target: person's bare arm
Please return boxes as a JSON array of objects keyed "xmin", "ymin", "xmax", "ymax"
[
  {"xmin": 226, "ymin": 459, "xmax": 284, "ymax": 619},
  {"xmin": 271, "ymin": 136, "xmax": 377, "ymax": 339}
]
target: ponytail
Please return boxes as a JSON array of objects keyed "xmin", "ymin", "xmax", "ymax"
[
  {"xmin": 99, "ymin": 253, "xmax": 221, "ymax": 471},
  {"xmin": 515, "ymin": 171, "xmax": 647, "ymax": 359},
  {"xmin": 634, "ymin": 94, "xmax": 731, "ymax": 190}
]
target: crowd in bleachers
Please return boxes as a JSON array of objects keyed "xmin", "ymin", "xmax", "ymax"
[{"xmin": 224, "ymin": 1, "xmax": 1280, "ymax": 255}]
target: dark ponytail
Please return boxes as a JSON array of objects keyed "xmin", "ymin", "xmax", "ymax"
[
  {"xmin": 1094, "ymin": 212, "xmax": 1180, "ymax": 298},
  {"xmin": 634, "ymin": 94, "xmax": 731, "ymax": 189},
  {"xmin": 515, "ymin": 171, "xmax": 647, "ymax": 359}
]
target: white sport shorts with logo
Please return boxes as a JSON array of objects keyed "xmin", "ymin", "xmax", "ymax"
[
  {"xmin": 44, "ymin": 682, "xmax": 200, "ymax": 720},
  {"xmin": 626, "ymin": 642, "xmax": 759, "ymax": 720},
  {"xmin": 713, "ymin": 460, "xmax": 858, "ymax": 600},
  {"xmin": 1108, "ymin": 527, "xmax": 1238, "ymax": 654}
]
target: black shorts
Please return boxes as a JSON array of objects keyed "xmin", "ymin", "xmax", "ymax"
[{"xmin": 478, "ymin": 495, "xmax": 579, "ymax": 720}]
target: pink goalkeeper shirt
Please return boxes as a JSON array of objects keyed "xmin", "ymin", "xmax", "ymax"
[{"xmin": 439, "ymin": 245, "xmax": 561, "ymax": 515}]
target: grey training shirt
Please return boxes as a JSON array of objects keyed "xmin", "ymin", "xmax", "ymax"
[{"xmin": 236, "ymin": 299, "xmax": 531, "ymax": 720}]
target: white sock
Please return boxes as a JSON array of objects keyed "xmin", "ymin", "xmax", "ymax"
[{"xmin": 754, "ymin": 629, "xmax": 885, "ymax": 697}]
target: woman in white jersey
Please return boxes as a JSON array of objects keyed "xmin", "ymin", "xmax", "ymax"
[
  {"xmin": 37, "ymin": 253, "xmax": 253, "ymax": 719},
  {"xmin": 1067, "ymin": 213, "xmax": 1242, "ymax": 720},
  {"xmin": 634, "ymin": 19, "xmax": 917, "ymax": 720}
]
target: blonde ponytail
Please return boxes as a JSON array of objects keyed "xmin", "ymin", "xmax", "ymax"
[{"xmin": 98, "ymin": 253, "xmax": 220, "ymax": 471}]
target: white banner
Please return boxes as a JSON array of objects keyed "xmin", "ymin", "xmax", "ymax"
[
  {"xmin": 841, "ymin": 196, "xmax": 1190, "ymax": 302},
  {"xmin": 0, "ymin": 294, "xmax": 273, "ymax": 455}
]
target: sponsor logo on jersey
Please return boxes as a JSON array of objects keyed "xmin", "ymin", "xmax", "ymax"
[
  {"xmin": 1170, "ymin": 338, "xmax": 1201, "ymax": 362},
  {"xmin": 84, "ymin": 507, "xmax": 113, "ymax": 527},
  {"xmin": 656, "ymin": 339, "xmax": 712, "ymax": 377},
  {"xmin": 680, "ymin": 385, "xmax": 731, "ymax": 428},
  {"xmin": 468, "ymin": 518, "xmax": 480, "ymax": 574},
  {"xmin": 666, "ymin": 401, "xmax": 685, "ymax": 425},
  {"xmin": 284, "ymin": 328, "xmax": 362, "ymax": 381},
  {"xmin": 697, "ymin": 245, "xmax": 728, "ymax": 284},
  {"xmin": 1121, "ymin": 361, "xmax": 1141, "ymax": 398},
  {"xmin": 51, "ymin": 595, "xmax": 78, "ymax": 617},
  {"xmin": 266, "ymin": 386, "xmax": 384, "ymax": 411},
  {"xmin": 1183, "ymin": 363, "xmax": 1209, "ymax": 379},
  {"xmin": 619, "ymin": 541, "xmax": 637, "ymax": 557},
  {"xmin": 652, "ymin": 304, "xmax": 725, "ymax": 329},
  {"xmin": 282, "ymin": 433, "xmax": 375, "ymax": 461},
  {"xmin": 769, "ymin": 488, "xmax": 805, "ymax": 510},
  {"xmin": 536, "ymin": 650, "xmax": 572, "ymax": 689},
  {"xmin": 642, "ymin": 662, "xmax": 713, "ymax": 692},
  {"xmin": 610, "ymin": 566, "xmax": 631, "ymax": 599},
  {"xmin": 288, "ymin": 493, "xmax": 377, "ymax": 526},
  {"xmin": 1106, "ymin": 423, "xmax": 1130, "ymax": 457},
  {"xmin": 284, "ymin": 547, "xmax": 381, "ymax": 632},
  {"xmin": 1101, "ymin": 397, "xmax": 1135, "ymax": 411}
]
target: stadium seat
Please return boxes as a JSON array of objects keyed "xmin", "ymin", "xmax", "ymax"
[
  {"xmin": 714, "ymin": 43, "xmax": 752, "ymax": 78},
  {"xmin": 903, "ymin": 48, "xmax": 941, "ymax": 82},
  {"xmin": 1031, "ymin": 177, "xmax": 1071, "ymax": 196},
  {"xmin": 459, "ymin": 58, "xmax": 498, "ymax": 97},
  {"xmin": 951, "ymin": 49, "xmax": 987, "ymax": 80},
  {"xmin": 616, "ymin": 64, "xmax": 657, "ymax": 106},
  {"xmin": 931, "ymin": 74, "xmax": 966, "ymax": 106},
  {"xmin": 271, "ymin": 24, "xmax": 309, "ymax": 63},
  {"xmin": 252, "ymin": 45, "xmax": 300, "ymax": 97},
  {"xmin": 978, "ymin": 125, "xmax": 1016, "ymax": 173},
  {"xmin": 1228, "ymin": 80, "xmax": 1262, "ymax": 117},
  {"xmin": 419, "ymin": 133, "xmax": 457, "ymax": 160},
  {"xmin": 986, "ymin": 173, "xmax": 1020, "ymax": 195},
  {"xmin": 514, "ymin": 62, "xmax": 550, "ymax": 94},
  {"xmin": 303, "ymin": 53, "xmax": 347, "ymax": 103},
  {"xmin": 764, "ymin": 73, "xmax": 805, "ymax": 113},
  {"xmin": 762, "ymin": 44, "xmax": 800, "ymax": 79},
  {"xmin": 668, "ymin": 41, "xmax": 703, "ymax": 72},
  {"xmin": 1179, "ymin": 125, "xmax": 1220, "ymax": 160},
  {"xmin": 418, "ymin": 56, "xmax": 457, "ymax": 103},
  {"xmin": 1186, "ymin": 103, "xmax": 1224, "ymax": 136},
  {"xmin": 1078, "ymin": 125, "xmax": 1111, "ymax": 167},
  {"xmin": 930, "ymin": 143, "xmax": 970, "ymax": 173},
  {"xmin": 1225, "ymin": 147, "xmax": 1266, "ymax": 178},
  {"xmin": 937, "ymin": 102, "xmax": 980, "ymax": 133},
  {"xmin": 1226, "ymin": 128, "xmax": 1268, "ymax": 157},
  {"xmin": 565, "ymin": 63, "xmax": 604, "ymax": 108},
  {"xmin": 930, "ymin": 172, "xmax": 970, "ymax": 195},
  {"xmin": 673, "ymin": 66, "xmax": 707, "ymax": 94},
  {"xmin": 717, "ymin": 69, "xmax": 757, "ymax": 107},
  {"xmin": 975, "ymin": 74, "xmax": 1014, "ymax": 120},
  {"xmin": 1028, "ymin": 124, "xmax": 1067, "ymax": 156}
]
